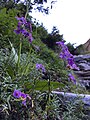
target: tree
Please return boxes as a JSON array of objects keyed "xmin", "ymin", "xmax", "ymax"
[
  {"xmin": 66, "ymin": 42, "xmax": 76, "ymax": 55},
  {"xmin": 42, "ymin": 26, "xmax": 63, "ymax": 51},
  {"xmin": 0, "ymin": 0, "xmax": 57, "ymax": 14}
]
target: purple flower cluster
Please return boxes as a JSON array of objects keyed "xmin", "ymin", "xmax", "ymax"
[
  {"xmin": 13, "ymin": 89, "xmax": 31, "ymax": 106},
  {"xmin": 36, "ymin": 63, "xmax": 46, "ymax": 73},
  {"xmin": 68, "ymin": 73, "xmax": 76, "ymax": 84},
  {"xmin": 56, "ymin": 41, "xmax": 79, "ymax": 70},
  {"xmin": 14, "ymin": 17, "xmax": 33, "ymax": 43}
]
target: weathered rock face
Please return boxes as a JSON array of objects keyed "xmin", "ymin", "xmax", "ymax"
[
  {"xmin": 52, "ymin": 91, "xmax": 90, "ymax": 118},
  {"xmin": 84, "ymin": 39, "xmax": 90, "ymax": 52},
  {"xmin": 75, "ymin": 39, "xmax": 90, "ymax": 54},
  {"xmin": 74, "ymin": 54, "xmax": 90, "ymax": 89}
]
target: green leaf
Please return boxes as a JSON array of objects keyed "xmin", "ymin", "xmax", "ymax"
[
  {"xmin": 9, "ymin": 41, "xmax": 18, "ymax": 63},
  {"xmin": 0, "ymin": 8, "xmax": 6, "ymax": 14},
  {"xmin": 25, "ymin": 80, "xmax": 65, "ymax": 91},
  {"xmin": 7, "ymin": 95, "xmax": 11, "ymax": 111},
  {"xmin": 6, "ymin": 64, "xmax": 14, "ymax": 78}
]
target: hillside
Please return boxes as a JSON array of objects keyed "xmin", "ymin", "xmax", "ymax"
[{"xmin": 75, "ymin": 39, "xmax": 90, "ymax": 54}]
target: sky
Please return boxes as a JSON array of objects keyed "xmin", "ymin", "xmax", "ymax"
[{"xmin": 31, "ymin": 0, "xmax": 90, "ymax": 47}]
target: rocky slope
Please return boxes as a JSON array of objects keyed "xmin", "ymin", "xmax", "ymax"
[
  {"xmin": 74, "ymin": 54, "xmax": 90, "ymax": 89},
  {"xmin": 75, "ymin": 39, "xmax": 90, "ymax": 54}
]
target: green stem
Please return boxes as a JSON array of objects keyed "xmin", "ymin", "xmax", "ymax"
[
  {"xmin": 46, "ymin": 73, "xmax": 51, "ymax": 118},
  {"xmin": 48, "ymin": 73, "xmax": 51, "ymax": 98},
  {"xmin": 36, "ymin": 26, "xmax": 37, "ymax": 36},
  {"xmin": 25, "ymin": 0, "xmax": 31, "ymax": 19},
  {"xmin": 17, "ymin": 39, "xmax": 22, "ymax": 72},
  {"xmin": 31, "ymin": 100, "xmax": 34, "ymax": 120},
  {"xmin": 22, "ymin": 46, "xmax": 31, "ymax": 75},
  {"xmin": 25, "ymin": 1, "xmax": 28, "ymax": 18}
]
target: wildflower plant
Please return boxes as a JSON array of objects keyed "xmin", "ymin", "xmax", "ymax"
[
  {"xmin": 13, "ymin": 89, "xmax": 31, "ymax": 106},
  {"xmin": 14, "ymin": 16, "xmax": 33, "ymax": 43},
  {"xmin": 56, "ymin": 41, "xmax": 79, "ymax": 84},
  {"xmin": 11, "ymin": 15, "xmax": 80, "ymax": 118},
  {"xmin": 0, "ymin": 1, "xmax": 87, "ymax": 120},
  {"xmin": 56, "ymin": 41, "xmax": 79, "ymax": 70}
]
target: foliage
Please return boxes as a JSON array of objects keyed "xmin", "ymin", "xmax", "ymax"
[
  {"xmin": 32, "ymin": 37, "xmax": 68, "ymax": 83},
  {"xmin": 0, "ymin": 8, "xmax": 19, "ymax": 49},
  {"xmin": 42, "ymin": 26, "xmax": 63, "ymax": 51},
  {"xmin": 0, "ymin": 42, "xmax": 65, "ymax": 119},
  {"xmin": 0, "ymin": 40, "xmax": 88, "ymax": 119},
  {"xmin": 62, "ymin": 96, "xmax": 88, "ymax": 120},
  {"xmin": 74, "ymin": 44, "xmax": 90, "ymax": 55},
  {"xmin": 36, "ymin": 24, "xmax": 48, "ymax": 40},
  {"xmin": 0, "ymin": 1, "xmax": 89, "ymax": 120},
  {"xmin": 0, "ymin": 0, "xmax": 56, "ymax": 15},
  {"xmin": 66, "ymin": 42, "xmax": 76, "ymax": 55}
]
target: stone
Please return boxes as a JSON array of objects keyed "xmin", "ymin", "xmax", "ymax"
[
  {"xmin": 74, "ymin": 55, "xmax": 83, "ymax": 62},
  {"xmin": 75, "ymin": 39, "xmax": 90, "ymax": 54},
  {"xmin": 52, "ymin": 91, "xmax": 90, "ymax": 106},
  {"xmin": 78, "ymin": 63, "xmax": 90, "ymax": 71},
  {"xmin": 73, "ymin": 54, "xmax": 90, "ymax": 89},
  {"xmin": 74, "ymin": 71, "xmax": 90, "ymax": 77}
]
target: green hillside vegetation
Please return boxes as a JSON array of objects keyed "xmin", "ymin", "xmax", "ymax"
[
  {"xmin": 0, "ymin": 8, "xmax": 68, "ymax": 91},
  {"xmin": 0, "ymin": 3, "xmax": 89, "ymax": 119}
]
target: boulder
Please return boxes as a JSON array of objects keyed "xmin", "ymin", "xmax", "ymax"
[
  {"xmin": 78, "ymin": 63, "xmax": 90, "ymax": 71},
  {"xmin": 75, "ymin": 39, "xmax": 90, "ymax": 54},
  {"xmin": 73, "ymin": 54, "xmax": 90, "ymax": 89},
  {"xmin": 74, "ymin": 71, "xmax": 90, "ymax": 77},
  {"xmin": 52, "ymin": 91, "xmax": 90, "ymax": 106}
]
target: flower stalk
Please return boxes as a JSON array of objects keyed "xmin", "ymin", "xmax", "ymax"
[{"xmin": 17, "ymin": 38, "xmax": 22, "ymax": 72}]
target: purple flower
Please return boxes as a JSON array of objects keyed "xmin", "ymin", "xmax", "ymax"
[
  {"xmin": 21, "ymin": 29, "xmax": 29, "ymax": 37},
  {"xmin": 15, "ymin": 17, "xmax": 27, "ymax": 24},
  {"xmin": 56, "ymin": 41, "xmax": 79, "ymax": 70},
  {"xmin": 67, "ymin": 58, "xmax": 74, "ymax": 66},
  {"xmin": 25, "ymin": 22, "xmax": 32, "ymax": 33},
  {"xmin": 21, "ymin": 93, "xmax": 27, "ymax": 99},
  {"xmin": 28, "ymin": 33, "xmax": 33, "ymax": 43},
  {"xmin": 14, "ymin": 29, "xmax": 20, "ymax": 34},
  {"xmin": 14, "ymin": 29, "xmax": 21, "ymax": 34},
  {"xmin": 59, "ymin": 52, "xmax": 66, "ymax": 59},
  {"xmin": 22, "ymin": 100, "xmax": 26, "ymax": 106},
  {"xmin": 36, "ymin": 63, "xmax": 46, "ymax": 72},
  {"xmin": 36, "ymin": 63, "xmax": 42, "ymax": 69},
  {"xmin": 60, "ymin": 49, "xmax": 69, "ymax": 59},
  {"xmin": 72, "ymin": 63, "xmax": 80, "ymax": 70},
  {"xmin": 14, "ymin": 16, "xmax": 33, "ymax": 43},
  {"xmin": 13, "ymin": 89, "xmax": 21, "ymax": 98},
  {"xmin": 56, "ymin": 41, "xmax": 65, "ymax": 47},
  {"xmin": 21, "ymin": 93, "xmax": 27, "ymax": 106},
  {"xmin": 18, "ymin": 21, "xmax": 23, "ymax": 26},
  {"xmin": 67, "ymin": 57, "xmax": 79, "ymax": 70},
  {"xmin": 13, "ymin": 90, "xmax": 31, "ymax": 106},
  {"xmin": 68, "ymin": 73, "xmax": 76, "ymax": 84}
]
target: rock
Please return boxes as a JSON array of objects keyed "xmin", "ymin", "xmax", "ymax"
[
  {"xmin": 75, "ymin": 39, "xmax": 90, "ymax": 54},
  {"xmin": 74, "ymin": 54, "xmax": 90, "ymax": 62},
  {"xmin": 78, "ymin": 63, "xmax": 90, "ymax": 71},
  {"xmin": 74, "ymin": 71, "xmax": 90, "ymax": 77},
  {"xmin": 80, "ymin": 60, "xmax": 87, "ymax": 63},
  {"xmin": 52, "ymin": 91, "xmax": 90, "ymax": 106},
  {"xmin": 74, "ymin": 56, "xmax": 83, "ymax": 62},
  {"xmin": 79, "ymin": 80, "xmax": 90, "ymax": 87},
  {"xmin": 82, "ymin": 54, "xmax": 90, "ymax": 59},
  {"xmin": 52, "ymin": 91, "xmax": 90, "ymax": 117},
  {"xmin": 79, "ymin": 77, "xmax": 90, "ymax": 80},
  {"xmin": 73, "ymin": 54, "xmax": 90, "ymax": 89}
]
